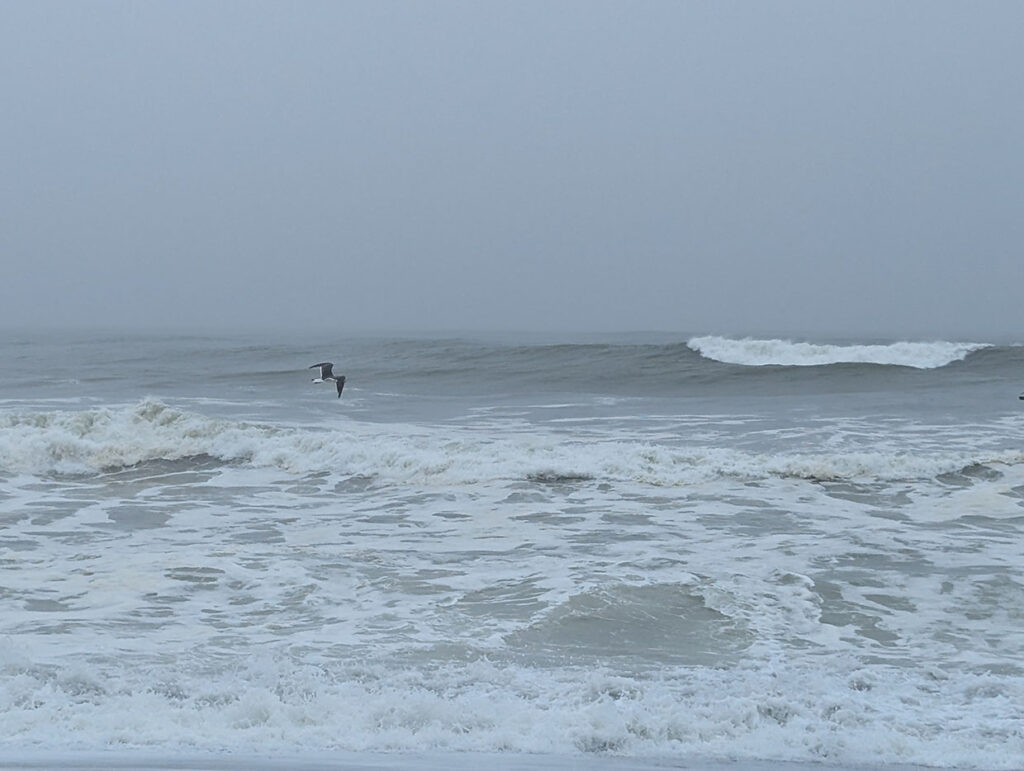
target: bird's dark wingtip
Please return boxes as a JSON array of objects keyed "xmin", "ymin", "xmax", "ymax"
[{"xmin": 337, "ymin": 376, "xmax": 346, "ymax": 397}]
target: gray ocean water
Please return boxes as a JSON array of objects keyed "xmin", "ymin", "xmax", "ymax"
[{"xmin": 1, "ymin": 330, "xmax": 1023, "ymax": 768}]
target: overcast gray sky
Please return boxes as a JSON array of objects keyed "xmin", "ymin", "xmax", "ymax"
[{"xmin": 2, "ymin": 1, "xmax": 1022, "ymax": 339}]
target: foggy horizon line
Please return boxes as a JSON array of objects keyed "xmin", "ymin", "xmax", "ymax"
[{"xmin": 2, "ymin": 321, "xmax": 1017, "ymax": 346}]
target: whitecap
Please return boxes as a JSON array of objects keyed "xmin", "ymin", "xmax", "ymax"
[{"xmin": 687, "ymin": 336, "xmax": 991, "ymax": 369}]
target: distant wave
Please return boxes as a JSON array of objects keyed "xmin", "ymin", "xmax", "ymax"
[
  {"xmin": 687, "ymin": 336, "xmax": 990, "ymax": 369},
  {"xmin": 2, "ymin": 399, "xmax": 1021, "ymax": 485}
]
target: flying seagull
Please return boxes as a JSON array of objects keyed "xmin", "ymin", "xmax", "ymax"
[{"xmin": 310, "ymin": 362, "xmax": 346, "ymax": 398}]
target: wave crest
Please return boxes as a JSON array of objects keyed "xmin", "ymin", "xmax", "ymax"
[
  {"xmin": 0, "ymin": 399, "xmax": 273, "ymax": 475},
  {"xmin": 2, "ymin": 400, "xmax": 1020, "ymax": 486},
  {"xmin": 687, "ymin": 336, "xmax": 990, "ymax": 369}
]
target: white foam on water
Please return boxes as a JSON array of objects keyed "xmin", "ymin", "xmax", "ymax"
[
  {"xmin": 2, "ymin": 400, "xmax": 1020, "ymax": 486},
  {"xmin": 0, "ymin": 647, "xmax": 1021, "ymax": 768},
  {"xmin": 3, "ymin": 398, "xmax": 1023, "ymax": 769},
  {"xmin": 687, "ymin": 337, "xmax": 991, "ymax": 368}
]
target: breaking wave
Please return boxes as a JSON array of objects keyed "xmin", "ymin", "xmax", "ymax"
[
  {"xmin": 2, "ymin": 649, "xmax": 1021, "ymax": 767},
  {"xmin": 1, "ymin": 400, "xmax": 1019, "ymax": 486},
  {"xmin": 687, "ymin": 336, "xmax": 991, "ymax": 369}
]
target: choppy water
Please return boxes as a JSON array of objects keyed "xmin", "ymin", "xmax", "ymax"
[{"xmin": 1, "ymin": 331, "xmax": 1023, "ymax": 768}]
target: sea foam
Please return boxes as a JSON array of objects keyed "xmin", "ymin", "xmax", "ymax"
[
  {"xmin": 2, "ymin": 399, "xmax": 1019, "ymax": 486},
  {"xmin": 687, "ymin": 336, "xmax": 990, "ymax": 368},
  {"xmin": 2, "ymin": 648, "xmax": 1022, "ymax": 768}
]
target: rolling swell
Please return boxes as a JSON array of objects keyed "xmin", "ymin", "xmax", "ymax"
[
  {"xmin": 358, "ymin": 339, "xmax": 707, "ymax": 396},
  {"xmin": 344, "ymin": 336, "xmax": 1024, "ymax": 402}
]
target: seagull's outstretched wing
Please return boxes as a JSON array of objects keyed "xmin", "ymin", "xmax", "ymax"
[
  {"xmin": 336, "ymin": 375, "xmax": 346, "ymax": 398},
  {"xmin": 310, "ymin": 362, "xmax": 334, "ymax": 380}
]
